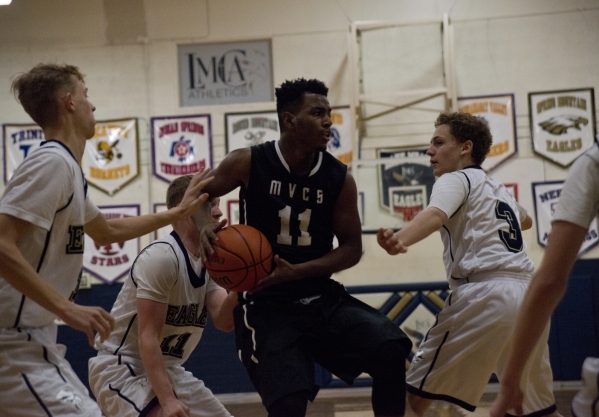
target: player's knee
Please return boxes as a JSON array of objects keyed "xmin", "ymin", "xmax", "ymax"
[
  {"xmin": 370, "ymin": 339, "xmax": 408, "ymax": 377},
  {"xmin": 267, "ymin": 390, "xmax": 310, "ymax": 417}
]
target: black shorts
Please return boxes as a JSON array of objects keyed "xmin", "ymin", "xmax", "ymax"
[{"xmin": 233, "ymin": 280, "xmax": 411, "ymax": 409}]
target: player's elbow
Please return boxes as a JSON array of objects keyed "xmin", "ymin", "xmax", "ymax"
[{"xmin": 212, "ymin": 317, "xmax": 234, "ymax": 332}]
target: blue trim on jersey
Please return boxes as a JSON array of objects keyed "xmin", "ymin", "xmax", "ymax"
[
  {"xmin": 40, "ymin": 140, "xmax": 88, "ymax": 197},
  {"xmin": 418, "ymin": 331, "xmax": 449, "ymax": 390},
  {"xmin": 109, "ymin": 383, "xmax": 143, "ymax": 413},
  {"xmin": 139, "ymin": 397, "xmax": 160, "ymax": 417},
  {"xmin": 43, "ymin": 345, "xmax": 67, "ymax": 383},
  {"xmin": 21, "ymin": 373, "xmax": 52, "ymax": 416},
  {"xmin": 113, "ymin": 314, "xmax": 138, "ymax": 355},
  {"xmin": 406, "ymin": 383, "xmax": 476, "ymax": 412},
  {"xmin": 170, "ymin": 230, "xmax": 206, "ymax": 288}
]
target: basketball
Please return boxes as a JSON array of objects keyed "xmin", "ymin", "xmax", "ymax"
[{"xmin": 204, "ymin": 224, "xmax": 273, "ymax": 292}]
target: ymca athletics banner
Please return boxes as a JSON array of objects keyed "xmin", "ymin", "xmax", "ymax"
[
  {"xmin": 532, "ymin": 181, "xmax": 598, "ymax": 256},
  {"xmin": 529, "ymin": 88, "xmax": 596, "ymax": 167},
  {"xmin": 83, "ymin": 205, "xmax": 140, "ymax": 284},
  {"xmin": 458, "ymin": 94, "xmax": 517, "ymax": 172},
  {"xmin": 151, "ymin": 114, "xmax": 213, "ymax": 184},
  {"xmin": 82, "ymin": 118, "xmax": 140, "ymax": 195},
  {"xmin": 178, "ymin": 40, "xmax": 273, "ymax": 107},
  {"xmin": 2, "ymin": 123, "xmax": 45, "ymax": 183}
]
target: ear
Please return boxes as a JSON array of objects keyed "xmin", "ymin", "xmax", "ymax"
[
  {"xmin": 61, "ymin": 91, "xmax": 75, "ymax": 112},
  {"xmin": 461, "ymin": 140, "xmax": 473, "ymax": 155},
  {"xmin": 281, "ymin": 111, "xmax": 296, "ymax": 131}
]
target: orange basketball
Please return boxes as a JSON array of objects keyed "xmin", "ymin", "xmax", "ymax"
[{"xmin": 204, "ymin": 224, "xmax": 273, "ymax": 292}]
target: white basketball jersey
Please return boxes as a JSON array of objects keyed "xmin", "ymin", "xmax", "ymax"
[
  {"xmin": 95, "ymin": 231, "xmax": 220, "ymax": 366},
  {"xmin": 429, "ymin": 167, "xmax": 534, "ymax": 288},
  {"xmin": 0, "ymin": 141, "xmax": 99, "ymax": 328}
]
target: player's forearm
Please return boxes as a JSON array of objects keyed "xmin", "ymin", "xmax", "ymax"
[
  {"xmin": 211, "ymin": 291, "xmax": 237, "ymax": 332},
  {"xmin": 395, "ymin": 208, "xmax": 445, "ymax": 247},
  {"xmin": 138, "ymin": 335, "xmax": 177, "ymax": 404}
]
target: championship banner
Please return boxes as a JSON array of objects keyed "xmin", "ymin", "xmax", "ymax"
[
  {"xmin": 2, "ymin": 123, "xmax": 45, "ymax": 183},
  {"xmin": 378, "ymin": 148, "xmax": 436, "ymax": 226},
  {"xmin": 225, "ymin": 111, "xmax": 279, "ymax": 153},
  {"xmin": 151, "ymin": 114, "xmax": 212, "ymax": 184},
  {"xmin": 153, "ymin": 203, "xmax": 171, "ymax": 240},
  {"xmin": 82, "ymin": 118, "xmax": 139, "ymax": 195},
  {"xmin": 327, "ymin": 106, "xmax": 353, "ymax": 165},
  {"xmin": 529, "ymin": 88, "xmax": 597, "ymax": 167},
  {"xmin": 532, "ymin": 181, "xmax": 598, "ymax": 256},
  {"xmin": 458, "ymin": 94, "xmax": 517, "ymax": 172},
  {"xmin": 83, "ymin": 205, "xmax": 140, "ymax": 284}
]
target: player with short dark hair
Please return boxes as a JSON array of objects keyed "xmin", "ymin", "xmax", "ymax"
[
  {"xmin": 0, "ymin": 63, "xmax": 212, "ymax": 416},
  {"xmin": 378, "ymin": 112, "xmax": 560, "ymax": 417},
  {"xmin": 195, "ymin": 77, "xmax": 412, "ymax": 417}
]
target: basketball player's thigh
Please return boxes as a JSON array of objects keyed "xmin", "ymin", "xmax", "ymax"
[{"xmin": 0, "ymin": 341, "xmax": 101, "ymax": 417}]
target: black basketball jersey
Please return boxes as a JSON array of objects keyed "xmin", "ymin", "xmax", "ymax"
[{"xmin": 240, "ymin": 140, "xmax": 347, "ymax": 298}]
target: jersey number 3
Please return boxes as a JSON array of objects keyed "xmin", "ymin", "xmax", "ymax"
[
  {"xmin": 495, "ymin": 201, "xmax": 523, "ymax": 253},
  {"xmin": 277, "ymin": 206, "xmax": 312, "ymax": 246}
]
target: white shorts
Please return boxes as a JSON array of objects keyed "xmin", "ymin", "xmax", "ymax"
[
  {"xmin": 572, "ymin": 357, "xmax": 599, "ymax": 417},
  {"xmin": 406, "ymin": 276, "xmax": 556, "ymax": 416},
  {"xmin": 0, "ymin": 325, "xmax": 102, "ymax": 417},
  {"xmin": 89, "ymin": 352, "xmax": 232, "ymax": 417}
]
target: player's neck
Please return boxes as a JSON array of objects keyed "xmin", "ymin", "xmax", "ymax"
[
  {"xmin": 278, "ymin": 138, "xmax": 318, "ymax": 176},
  {"xmin": 43, "ymin": 126, "xmax": 86, "ymax": 163}
]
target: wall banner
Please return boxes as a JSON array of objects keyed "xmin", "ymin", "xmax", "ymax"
[
  {"xmin": 82, "ymin": 118, "xmax": 139, "ymax": 195},
  {"xmin": 151, "ymin": 114, "xmax": 213, "ymax": 184},
  {"xmin": 327, "ymin": 106, "xmax": 353, "ymax": 165},
  {"xmin": 83, "ymin": 205, "xmax": 140, "ymax": 284},
  {"xmin": 378, "ymin": 148, "xmax": 436, "ymax": 227},
  {"xmin": 532, "ymin": 181, "xmax": 598, "ymax": 256},
  {"xmin": 225, "ymin": 110, "xmax": 279, "ymax": 153},
  {"xmin": 528, "ymin": 88, "xmax": 596, "ymax": 167},
  {"xmin": 2, "ymin": 123, "xmax": 45, "ymax": 183},
  {"xmin": 458, "ymin": 94, "xmax": 517, "ymax": 172},
  {"xmin": 178, "ymin": 40, "xmax": 273, "ymax": 107}
]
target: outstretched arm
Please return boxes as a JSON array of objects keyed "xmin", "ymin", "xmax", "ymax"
[
  {"xmin": 490, "ymin": 220, "xmax": 586, "ymax": 417},
  {"xmin": 377, "ymin": 207, "xmax": 447, "ymax": 255},
  {"xmin": 0, "ymin": 214, "xmax": 114, "ymax": 345},
  {"xmin": 85, "ymin": 168, "xmax": 213, "ymax": 246}
]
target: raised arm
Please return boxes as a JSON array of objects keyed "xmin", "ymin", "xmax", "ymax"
[{"xmin": 85, "ymin": 168, "xmax": 213, "ymax": 246}]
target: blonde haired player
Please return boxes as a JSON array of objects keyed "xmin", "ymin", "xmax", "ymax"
[
  {"xmin": 0, "ymin": 63, "xmax": 212, "ymax": 416},
  {"xmin": 89, "ymin": 176, "xmax": 237, "ymax": 417},
  {"xmin": 378, "ymin": 112, "xmax": 560, "ymax": 417}
]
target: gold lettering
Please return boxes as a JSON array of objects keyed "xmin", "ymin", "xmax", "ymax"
[
  {"xmin": 489, "ymin": 102, "xmax": 507, "ymax": 115},
  {"xmin": 545, "ymin": 138, "xmax": 582, "ymax": 153},
  {"xmin": 537, "ymin": 98, "xmax": 556, "ymax": 114},
  {"xmin": 487, "ymin": 140, "xmax": 509, "ymax": 157},
  {"xmin": 90, "ymin": 165, "xmax": 131, "ymax": 179}
]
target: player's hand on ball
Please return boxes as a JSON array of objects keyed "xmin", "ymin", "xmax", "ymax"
[
  {"xmin": 377, "ymin": 228, "xmax": 408, "ymax": 255},
  {"xmin": 61, "ymin": 303, "xmax": 115, "ymax": 346},
  {"xmin": 250, "ymin": 255, "xmax": 296, "ymax": 293},
  {"xmin": 198, "ymin": 218, "xmax": 227, "ymax": 262}
]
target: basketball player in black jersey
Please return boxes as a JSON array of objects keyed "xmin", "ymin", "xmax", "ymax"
[{"xmin": 195, "ymin": 78, "xmax": 411, "ymax": 417}]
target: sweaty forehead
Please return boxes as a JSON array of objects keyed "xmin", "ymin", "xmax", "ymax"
[{"xmin": 302, "ymin": 93, "xmax": 330, "ymax": 110}]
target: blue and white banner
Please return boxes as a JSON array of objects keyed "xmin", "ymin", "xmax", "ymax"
[
  {"xmin": 151, "ymin": 114, "xmax": 213, "ymax": 184},
  {"xmin": 532, "ymin": 181, "xmax": 598, "ymax": 255},
  {"xmin": 225, "ymin": 110, "xmax": 279, "ymax": 153},
  {"xmin": 2, "ymin": 123, "xmax": 45, "ymax": 183}
]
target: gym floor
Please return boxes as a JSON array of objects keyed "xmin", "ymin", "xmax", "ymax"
[{"xmin": 218, "ymin": 383, "xmax": 580, "ymax": 417}]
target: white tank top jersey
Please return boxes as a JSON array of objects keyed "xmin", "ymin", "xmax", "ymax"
[
  {"xmin": 0, "ymin": 141, "xmax": 100, "ymax": 328},
  {"xmin": 429, "ymin": 166, "xmax": 534, "ymax": 288},
  {"xmin": 553, "ymin": 144, "xmax": 599, "ymax": 229},
  {"xmin": 94, "ymin": 232, "xmax": 221, "ymax": 366}
]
